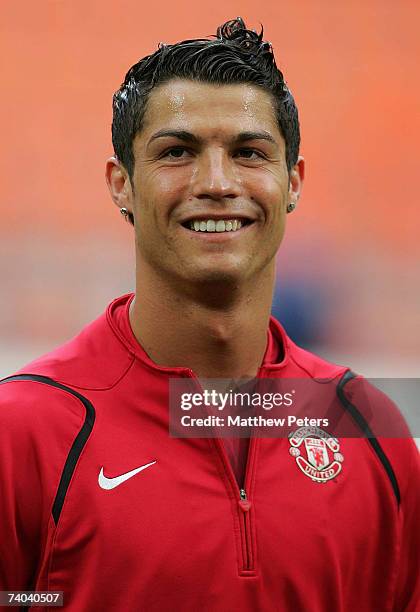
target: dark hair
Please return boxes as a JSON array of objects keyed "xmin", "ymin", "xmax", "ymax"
[{"xmin": 112, "ymin": 17, "xmax": 300, "ymax": 181}]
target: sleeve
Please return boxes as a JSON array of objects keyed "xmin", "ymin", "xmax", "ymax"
[
  {"xmin": 388, "ymin": 437, "xmax": 420, "ymax": 611},
  {"xmin": 340, "ymin": 375, "xmax": 420, "ymax": 609},
  {"xmin": 0, "ymin": 379, "xmax": 85, "ymax": 590},
  {"xmin": 0, "ymin": 389, "xmax": 45, "ymax": 589}
]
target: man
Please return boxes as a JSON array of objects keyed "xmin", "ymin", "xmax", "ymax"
[{"xmin": 0, "ymin": 18, "xmax": 418, "ymax": 611}]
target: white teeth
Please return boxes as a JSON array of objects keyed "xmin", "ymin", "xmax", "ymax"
[{"xmin": 187, "ymin": 218, "xmax": 247, "ymax": 233}]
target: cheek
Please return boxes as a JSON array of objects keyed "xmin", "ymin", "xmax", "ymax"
[
  {"xmin": 252, "ymin": 173, "xmax": 288, "ymax": 246},
  {"xmin": 136, "ymin": 169, "xmax": 189, "ymax": 223},
  {"xmin": 135, "ymin": 173, "xmax": 179, "ymax": 226},
  {"xmin": 250, "ymin": 173, "xmax": 288, "ymax": 217},
  {"xmin": 153, "ymin": 168, "xmax": 188, "ymax": 198}
]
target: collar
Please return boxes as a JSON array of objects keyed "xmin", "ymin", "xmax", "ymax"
[{"xmin": 107, "ymin": 292, "xmax": 291, "ymax": 377}]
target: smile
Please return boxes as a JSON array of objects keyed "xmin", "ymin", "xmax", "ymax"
[{"xmin": 182, "ymin": 218, "xmax": 253, "ymax": 233}]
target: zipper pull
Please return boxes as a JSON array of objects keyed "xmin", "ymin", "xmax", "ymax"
[{"xmin": 238, "ymin": 488, "xmax": 251, "ymax": 512}]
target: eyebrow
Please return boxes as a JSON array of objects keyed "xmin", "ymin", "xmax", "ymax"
[{"xmin": 147, "ymin": 129, "xmax": 278, "ymax": 147}]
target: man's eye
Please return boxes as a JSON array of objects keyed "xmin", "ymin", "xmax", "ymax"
[
  {"xmin": 162, "ymin": 147, "xmax": 190, "ymax": 159},
  {"xmin": 236, "ymin": 149, "xmax": 264, "ymax": 160}
]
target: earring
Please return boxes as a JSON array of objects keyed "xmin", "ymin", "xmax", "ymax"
[
  {"xmin": 120, "ymin": 207, "xmax": 129, "ymax": 221},
  {"xmin": 287, "ymin": 202, "xmax": 296, "ymax": 214}
]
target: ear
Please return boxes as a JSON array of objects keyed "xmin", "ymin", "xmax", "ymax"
[
  {"xmin": 105, "ymin": 157, "xmax": 134, "ymax": 218},
  {"xmin": 288, "ymin": 156, "xmax": 305, "ymax": 207}
]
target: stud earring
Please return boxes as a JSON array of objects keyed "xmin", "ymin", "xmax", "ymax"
[
  {"xmin": 287, "ymin": 202, "xmax": 296, "ymax": 214},
  {"xmin": 120, "ymin": 207, "xmax": 129, "ymax": 221}
]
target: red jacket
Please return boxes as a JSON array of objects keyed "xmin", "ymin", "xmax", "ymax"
[{"xmin": 0, "ymin": 293, "xmax": 418, "ymax": 611}]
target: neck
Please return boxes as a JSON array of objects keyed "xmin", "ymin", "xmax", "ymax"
[{"xmin": 129, "ymin": 261, "xmax": 277, "ymax": 380}]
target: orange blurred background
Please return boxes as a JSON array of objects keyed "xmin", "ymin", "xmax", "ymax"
[{"xmin": 0, "ymin": 0, "xmax": 419, "ymax": 378}]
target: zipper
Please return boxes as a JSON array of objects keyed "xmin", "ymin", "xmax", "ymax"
[
  {"xmin": 183, "ymin": 370, "xmax": 258, "ymax": 575},
  {"xmin": 239, "ymin": 488, "xmax": 253, "ymax": 570},
  {"xmin": 212, "ymin": 436, "xmax": 258, "ymax": 574}
]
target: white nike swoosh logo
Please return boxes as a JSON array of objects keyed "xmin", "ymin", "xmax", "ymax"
[{"xmin": 98, "ymin": 461, "xmax": 157, "ymax": 490}]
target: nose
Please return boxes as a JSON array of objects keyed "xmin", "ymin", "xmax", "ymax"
[{"xmin": 190, "ymin": 148, "xmax": 241, "ymax": 200}]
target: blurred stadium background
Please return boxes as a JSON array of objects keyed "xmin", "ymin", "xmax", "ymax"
[{"xmin": 0, "ymin": 2, "xmax": 418, "ymax": 433}]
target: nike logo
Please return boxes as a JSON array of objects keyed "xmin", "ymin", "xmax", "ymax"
[{"xmin": 98, "ymin": 461, "xmax": 157, "ymax": 490}]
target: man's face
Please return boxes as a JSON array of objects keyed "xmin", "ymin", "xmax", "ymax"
[{"xmin": 127, "ymin": 79, "xmax": 300, "ymax": 287}]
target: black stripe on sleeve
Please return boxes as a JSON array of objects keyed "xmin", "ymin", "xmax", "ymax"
[
  {"xmin": 0, "ymin": 373, "xmax": 96, "ymax": 524},
  {"xmin": 336, "ymin": 370, "xmax": 401, "ymax": 507}
]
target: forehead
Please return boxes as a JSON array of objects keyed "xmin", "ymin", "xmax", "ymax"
[{"xmin": 140, "ymin": 79, "xmax": 282, "ymax": 142}]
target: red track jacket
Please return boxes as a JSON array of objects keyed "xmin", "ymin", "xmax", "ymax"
[{"xmin": 0, "ymin": 293, "xmax": 418, "ymax": 611}]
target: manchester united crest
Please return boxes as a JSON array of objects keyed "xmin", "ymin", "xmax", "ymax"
[{"xmin": 288, "ymin": 426, "xmax": 344, "ymax": 483}]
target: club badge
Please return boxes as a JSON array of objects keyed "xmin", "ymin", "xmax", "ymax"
[{"xmin": 288, "ymin": 426, "xmax": 344, "ymax": 483}]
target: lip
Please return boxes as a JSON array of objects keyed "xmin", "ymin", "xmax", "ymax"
[
  {"xmin": 178, "ymin": 219, "xmax": 257, "ymax": 241},
  {"xmin": 179, "ymin": 213, "xmax": 256, "ymax": 224}
]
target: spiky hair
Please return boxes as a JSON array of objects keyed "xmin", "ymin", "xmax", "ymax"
[{"xmin": 112, "ymin": 17, "xmax": 300, "ymax": 181}]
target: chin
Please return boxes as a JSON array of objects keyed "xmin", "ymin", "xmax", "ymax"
[
  {"xmin": 184, "ymin": 265, "xmax": 250, "ymax": 287},
  {"xmin": 198, "ymin": 271, "xmax": 240, "ymax": 284}
]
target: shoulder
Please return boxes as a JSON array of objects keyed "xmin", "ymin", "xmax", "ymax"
[
  {"xmin": 0, "ymin": 294, "xmax": 134, "ymax": 438},
  {"xmin": 337, "ymin": 372, "xmax": 419, "ymax": 502},
  {"xmin": 288, "ymin": 340, "xmax": 347, "ymax": 379},
  {"xmin": 0, "ymin": 376, "xmax": 93, "ymax": 463},
  {"xmin": 336, "ymin": 371, "xmax": 412, "ymax": 437},
  {"xmin": 269, "ymin": 316, "xmax": 348, "ymax": 379},
  {"xmin": 326, "ymin": 370, "xmax": 418, "ymax": 512},
  {"xmin": 7, "ymin": 295, "xmax": 135, "ymax": 391}
]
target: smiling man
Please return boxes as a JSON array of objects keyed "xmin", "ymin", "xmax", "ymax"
[
  {"xmin": 0, "ymin": 18, "xmax": 418, "ymax": 612},
  {"xmin": 107, "ymin": 75, "xmax": 302, "ymax": 381}
]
